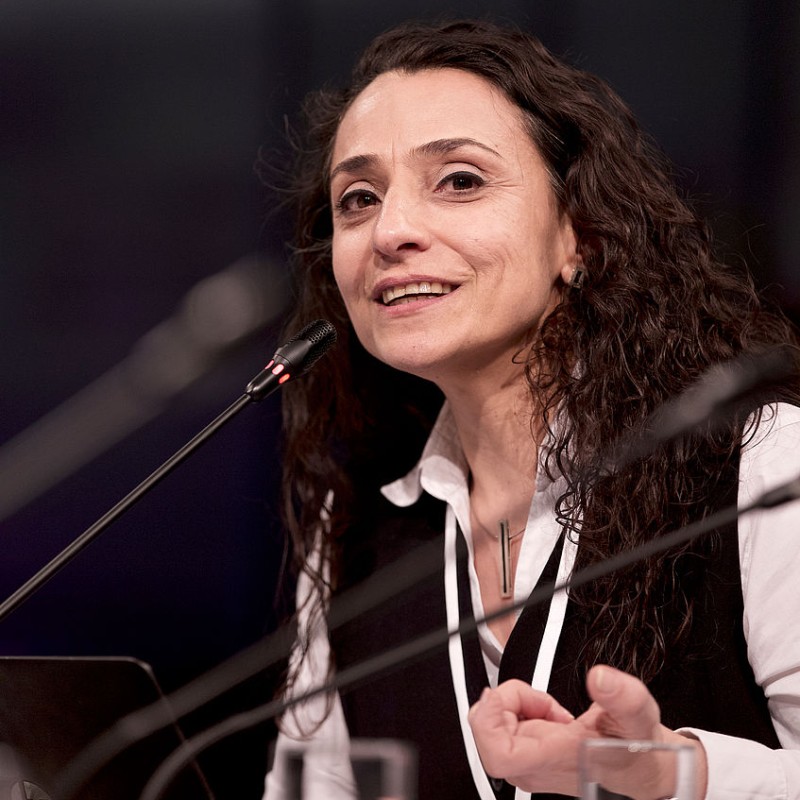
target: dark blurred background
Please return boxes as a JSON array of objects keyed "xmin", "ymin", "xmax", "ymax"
[{"xmin": 1, "ymin": 1, "xmax": 798, "ymax": 797}]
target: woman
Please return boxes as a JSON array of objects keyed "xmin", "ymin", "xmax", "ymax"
[{"xmin": 265, "ymin": 18, "xmax": 800, "ymax": 800}]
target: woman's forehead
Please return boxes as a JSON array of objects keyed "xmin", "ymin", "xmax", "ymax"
[{"xmin": 331, "ymin": 68, "xmax": 533, "ymax": 170}]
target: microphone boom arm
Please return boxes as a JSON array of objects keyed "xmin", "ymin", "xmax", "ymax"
[
  {"xmin": 0, "ymin": 394, "xmax": 250, "ymax": 625},
  {"xmin": 0, "ymin": 319, "xmax": 336, "ymax": 625}
]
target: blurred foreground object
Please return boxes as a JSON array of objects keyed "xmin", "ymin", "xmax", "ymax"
[{"xmin": 0, "ymin": 255, "xmax": 288, "ymax": 522}]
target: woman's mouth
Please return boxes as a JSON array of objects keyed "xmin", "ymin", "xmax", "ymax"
[{"xmin": 381, "ymin": 281, "xmax": 453, "ymax": 306}]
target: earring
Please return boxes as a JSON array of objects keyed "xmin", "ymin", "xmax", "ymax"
[{"xmin": 568, "ymin": 265, "xmax": 586, "ymax": 290}]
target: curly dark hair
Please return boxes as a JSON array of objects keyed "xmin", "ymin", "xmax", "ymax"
[{"xmin": 276, "ymin": 18, "xmax": 800, "ymax": 690}]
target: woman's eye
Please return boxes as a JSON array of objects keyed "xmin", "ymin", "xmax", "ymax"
[
  {"xmin": 438, "ymin": 171, "xmax": 484, "ymax": 193},
  {"xmin": 337, "ymin": 189, "xmax": 379, "ymax": 213}
]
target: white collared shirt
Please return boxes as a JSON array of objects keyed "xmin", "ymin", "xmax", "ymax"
[{"xmin": 265, "ymin": 402, "xmax": 800, "ymax": 800}]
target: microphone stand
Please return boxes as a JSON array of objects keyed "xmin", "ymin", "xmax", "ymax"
[
  {"xmin": 54, "ymin": 466, "xmax": 800, "ymax": 800},
  {"xmin": 0, "ymin": 319, "xmax": 336, "ymax": 625},
  {"xmin": 0, "ymin": 395, "xmax": 250, "ymax": 624}
]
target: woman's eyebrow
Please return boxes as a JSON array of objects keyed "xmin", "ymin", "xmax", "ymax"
[
  {"xmin": 330, "ymin": 153, "xmax": 377, "ymax": 182},
  {"xmin": 414, "ymin": 137, "xmax": 501, "ymax": 159},
  {"xmin": 330, "ymin": 138, "xmax": 501, "ymax": 182}
]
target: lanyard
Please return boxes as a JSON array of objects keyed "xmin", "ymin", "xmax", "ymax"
[{"xmin": 444, "ymin": 505, "xmax": 577, "ymax": 800}]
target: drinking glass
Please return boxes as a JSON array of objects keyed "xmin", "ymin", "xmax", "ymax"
[
  {"xmin": 284, "ymin": 737, "xmax": 417, "ymax": 800},
  {"xmin": 579, "ymin": 739, "xmax": 695, "ymax": 800}
]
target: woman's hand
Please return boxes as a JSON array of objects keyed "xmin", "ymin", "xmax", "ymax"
[
  {"xmin": 468, "ymin": 666, "xmax": 708, "ymax": 799},
  {"xmin": 467, "ymin": 678, "xmax": 588, "ymax": 796}
]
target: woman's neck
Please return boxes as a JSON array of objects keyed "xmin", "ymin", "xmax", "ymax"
[
  {"xmin": 443, "ymin": 370, "xmax": 543, "ymax": 647},
  {"xmin": 444, "ymin": 370, "xmax": 541, "ymax": 527}
]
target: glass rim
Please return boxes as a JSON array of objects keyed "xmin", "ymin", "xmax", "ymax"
[{"xmin": 580, "ymin": 738, "xmax": 695, "ymax": 754}]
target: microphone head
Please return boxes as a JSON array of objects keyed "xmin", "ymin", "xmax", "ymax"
[
  {"xmin": 275, "ymin": 319, "xmax": 337, "ymax": 376},
  {"xmin": 604, "ymin": 344, "xmax": 797, "ymax": 473},
  {"xmin": 288, "ymin": 319, "xmax": 336, "ymax": 375},
  {"xmin": 245, "ymin": 319, "xmax": 337, "ymax": 400}
]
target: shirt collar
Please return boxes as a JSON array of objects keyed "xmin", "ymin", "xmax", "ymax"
[
  {"xmin": 380, "ymin": 400, "xmax": 564, "ymax": 509},
  {"xmin": 381, "ymin": 402, "xmax": 469, "ymax": 508}
]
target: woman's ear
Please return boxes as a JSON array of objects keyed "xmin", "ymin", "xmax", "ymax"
[{"xmin": 558, "ymin": 218, "xmax": 582, "ymax": 287}]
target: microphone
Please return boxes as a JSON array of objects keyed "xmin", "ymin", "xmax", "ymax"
[
  {"xmin": 604, "ymin": 345, "xmax": 795, "ymax": 472},
  {"xmin": 245, "ymin": 318, "xmax": 337, "ymax": 400},
  {"xmin": 0, "ymin": 320, "xmax": 336, "ymax": 625}
]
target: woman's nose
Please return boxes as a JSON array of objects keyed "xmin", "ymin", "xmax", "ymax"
[{"xmin": 371, "ymin": 189, "xmax": 431, "ymax": 259}]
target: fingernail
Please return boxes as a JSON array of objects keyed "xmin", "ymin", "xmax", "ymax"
[{"xmin": 595, "ymin": 666, "xmax": 617, "ymax": 695}]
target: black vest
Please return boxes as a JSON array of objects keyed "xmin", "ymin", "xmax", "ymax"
[{"xmin": 330, "ymin": 460, "xmax": 780, "ymax": 800}]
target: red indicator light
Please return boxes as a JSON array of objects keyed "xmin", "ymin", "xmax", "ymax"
[{"xmin": 279, "ymin": 373, "xmax": 291, "ymax": 384}]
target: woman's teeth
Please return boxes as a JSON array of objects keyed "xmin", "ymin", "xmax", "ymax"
[{"xmin": 381, "ymin": 282, "xmax": 453, "ymax": 306}]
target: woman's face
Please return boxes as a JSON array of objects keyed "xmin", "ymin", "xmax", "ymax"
[{"xmin": 329, "ymin": 68, "xmax": 578, "ymax": 388}]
